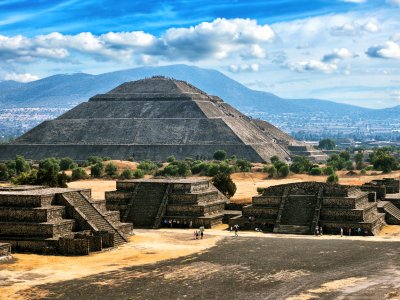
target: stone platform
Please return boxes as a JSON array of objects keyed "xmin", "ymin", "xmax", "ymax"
[
  {"xmin": 0, "ymin": 242, "xmax": 11, "ymax": 260},
  {"xmin": 0, "ymin": 186, "xmax": 132, "ymax": 255},
  {"xmin": 106, "ymin": 179, "xmax": 229, "ymax": 229},
  {"xmin": 230, "ymin": 182, "xmax": 388, "ymax": 235}
]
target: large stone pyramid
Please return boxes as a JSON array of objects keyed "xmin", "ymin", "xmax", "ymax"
[{"xmin": 0, "ymin": 76, "xmax": 325, "ymax": 162}]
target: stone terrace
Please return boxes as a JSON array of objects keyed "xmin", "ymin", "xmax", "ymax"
[
  {"xmin": 0, "ymin": 186, "xmax": 132, "ymax": 255},
  {"xmin": 106, "ymin": 178, "xmax": 229, "ymax": 229}
]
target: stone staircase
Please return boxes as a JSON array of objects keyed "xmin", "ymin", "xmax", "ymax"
[
  {"xmin": 153, "ymin": 184, "xmax": 172, "ymax": 229},
  {"xmin": 126, "ymin": 183, "xmax": 168, "ymax": 227},
  {"xmin": 378, "ymin": 201, "xmax": 400, "ymax": 225},
  {"xmin": 60, "ymin": 191, "xmax": 128, "ymax": 246},
  {"xmin": 277, "ymin": 225, "xmax": 310, "ymax": 234}
]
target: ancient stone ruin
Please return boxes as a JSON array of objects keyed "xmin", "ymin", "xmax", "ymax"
[
  {"xmin": 106, "ymin": 179, "xmax": 229, "ymax": 229},
  {"xmin": 0, "ymin": 76, "xmax": 326, "ymax": 162},
  {"xmin": 230, "ymin": 182, "xmax": 400, "ymax": 235},
  {"xmin": 0, "ymin": 242, "xmax": 11, "ymax": 261},
  {"xmin": 0, "ymin": 186, "xmax": 132, "ymax": 255}
]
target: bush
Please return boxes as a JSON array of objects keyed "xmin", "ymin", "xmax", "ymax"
[
  {"xmin": 205, "ymin": 163, "xmax": 221, "ymax": 176},
  {"xmin": 133, "ymin": 169, "xmax": 145, "ymax": 178},
  {"xmin": 346, "ymin": 161, "xmax": 355, "ymax": 171},
  {"xmin": 257, "ymin": 187, "xmax": 265, "ymax": 194},
  {"xmin": 318, "ymin": 138, "xmax": 335, "ymax": 150},
  {"xmin": 309, "ymin": 167, "xmax": 322, "ymax": 176},
  {"xmin": 327, "ymin": 173, "xmax": 339, "ymax": 184},
  {"xmin": 105, "ymin": 162, "xmax": 118, "ymax": 177},
  {"xmin": 212, "ymin": 172, "xmax": 237, "ymax": 198},
  {"xmin": 213, "ymin": 150, "xmax": 227, "ymax": 161},
  {"xmin": 91, "ymin": 163, "xmax": 104, "ymax": 178},
  {"xmin": 71, "ymin": 167, "xmax": 88, "ymax": 181},
  {"xmin": 15, "ymin": 155, "xmax": 30, "ymax": 175},
  {"xmin": 166, "ymin": 155, "xmax": 176, "ymax": 163},
  {"xmin": 236, "ymin": 159, "xmax": 252, "ymax": 172},
  {"xmin": 36, "ymin": 158, "xmax": 62, "ymax": 187},
  {"xmin": 0, "ymin": 163, "xmax": 9, "ymax": 181},
  {"xmin": 12, "ymin": 170, "xmax": 38, "ymax": 185},
  {"xmin": 137, "ymin": 160, "xmax": 158, "ymax": 174},
  {"xmin": 120, "ymin": 169, "xmax": 133, "ymax": 179},
  {"xmin": 290, "ymin": 156, "xmax": 312, "ymax": 174},
  {"xmin": 59, "ymin": 157, "xmax": 75, "ymax": 171},
  {"xmin": 163, "ymin": 160, "xmax": 192, "ymax": 177},
  {"xmin": 264, "ymin": 165, "xmax": 277, "ymax": 178},
  {"xmin": 370, "ymin": 148, "xmax": 397, "ymax": 173},
  {"xmin": 191, "ymin": 161, "xmax": 207, "ymax": 174},
  {"xmin": 323, "ymin": 166, "xmax": 335, "ymax": 175},
  {"xmin": 102, "ymin": 156, "xmax": 112, "ymax": 161},
  {"xmin": 87, "ymin": 156, "xmax": 104, "ymax": 165},
  {"xmin": 277, "ymin": 164, "xmax": 290, "ymax": 178},
  {"xmin": 360, "ymin": 169, "xmax": 367, "ymax": 175}
]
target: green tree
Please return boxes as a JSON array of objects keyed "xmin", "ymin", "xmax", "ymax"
[
  {"xmin": 133, "ymin": 169, "xmax": 145, "ymax": 178},
  {"xmin": 36, "ymin": 158, "xmax": 62, "ymax": 187},
  {"xmin": 59, "ymin": 157, "xmax": 75, "ymax": 171},
  {"xmin": 277, "ymin": 164, "xmax": 290, "ymax": 178},
  {"xmin": 339, "ymin": 151, "xmax": 351, "ymax": 161},
  {"xmin": 137, "ymin": 160, "xmax": 158, "ymax": 174},
  {"xmin": 318, "ymin": 139, "xmax": 336, "ymax": 150},
  {"xmin": 270, "ymin": 156, "xmax": 280, "ymax": 164},
  {"xmin": 15, "ymin": 155, "xmax": 30, "ymax": 175},
  {"xmin": 290, "ymin": 156, "xmax": 312, "ymax": 174},
  {"xmin": 354, "ymin": 152, "xmax": 364, "ymax": 170},
  {"xmin": 265, "ymin": 165, "xmax": 277, "ymax": 178},
  {"xmin": 166, "ymin": 155, "xmax": 176, "ymax": 163},
  {"xmin": 323, "ymin": 166, "xmax": 335, "ymax": 175},
  {"xmin": 71, "ymin": 167, "xmax": 88, "ymax": 181},
  {"xmin": 91, "ymin": 162, "xmax": 104, "ymax": 178},
  {"xmin": 327, "ymin": 173, "xmax": 339, "ymax": 184},
  {"xmin": 87, "ymin": 156, "xmax": 103, "ymax": 165},
  {"xmin": 0, "ymin": 163, "xmax": 9, "ymax": 181},
  {"xmin": 370, "ymin": 149, "xmax": 397, "ymax": 173},
  {"xmin": 213, "ymin": 150, "xmax": 227, "ymax": 161},
  {"xmin": 120, "ymin": 169, "xmax": 133, "ymax": 179},
  {"xmin": 105, "ymin": 162, "xmax": 118, "ymax": 177},
  {"xmin": 212, "ymin": 172, "xmax": 237, "ymax": 198},
  {"xmin": 236, "ymin": 159, "xmax": 252, "ymax": 172},
  {"xmin": 309, "ymin": 167, "xmax": 322, "ymax": 176}
]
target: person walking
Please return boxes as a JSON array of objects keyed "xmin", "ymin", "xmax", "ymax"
[
  {"xmin": 319, "ymin": 226, "xmax": 323, "ymax": 236},
  {"xmin": 234, "ymin": 225, "xmax": 239, "ymax": 237},
  {"xmin": 340, "ymin": 227, "xmax": 343, "ymax": 237},
  {"xmin": 199, "ymin": 226, "xmax": 204, "ymax": 239},
  {"xmin": 348, "ymin": 228, "xmax": 351, "ymax": 236}
]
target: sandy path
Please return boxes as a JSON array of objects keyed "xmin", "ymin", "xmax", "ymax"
[{"xmin": 0, "ymin": 230, "xmax": 222, "ymax": 300}]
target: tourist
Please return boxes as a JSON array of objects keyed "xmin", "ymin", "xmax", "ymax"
[
  {"xmin": 340, "ymin": 227, "xmax": 343, "ymax": 237},
  {"xmin": 357, "ymin": 227, "xmax": 362, "ymax": 236},
  {"xmin": 189, "ymin": 220, "xmax": 193, "ymax": 228},
  {"xmin": 199, "ymin": 226, "xmax": 204, "ymax": 239},
  {"xmin": 234, "ymin": 225, "xmax": 239, "ymax": 237},
  {"xmin": 315, "ymin": 226, "xmax": 319, "ymax": 236},
  {"xmin": 319, "ymin": 227, "xmax": 323, "ymax": 236},
  {"xmin": 348, "ymin": 228, "xmax": 351, "ymax": 236},
  {"xmin": 193, "ymin": 230, "xmax": 197, "ymax": 240}
]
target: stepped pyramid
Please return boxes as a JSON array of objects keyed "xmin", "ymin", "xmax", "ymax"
[{"xmin": 0, "ymin": 76, "xmax": 325, "ymax": 162}]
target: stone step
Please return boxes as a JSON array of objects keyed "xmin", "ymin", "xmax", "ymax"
[
  {"xmin": 0, "ymin": 220, "xmax": 75, "ymax": 238},
  {"xmin": 276, "ymin": 225, "xmax": 311, "ymax": 234},
  {"xmin": 0, "ymin": 194, "xmax": 54, "ymax": 208},
  {"xmin": 0, "ymin": 206, "xmax": 65, "ymax": 223}
]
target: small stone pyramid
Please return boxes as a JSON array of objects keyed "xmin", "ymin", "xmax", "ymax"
[{"xmin": 0, "ymin": 76, "xmax": 325, "ymax": 162}]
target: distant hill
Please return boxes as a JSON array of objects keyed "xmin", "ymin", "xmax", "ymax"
[{"xmin": 0, "ymin": 64, "xmax": 383, "ymax": 117}]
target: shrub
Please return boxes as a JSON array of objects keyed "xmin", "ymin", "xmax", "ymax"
[
  {"xmin": 205, "ymin": 163, "xmax": 221, "ymax": 176},
  {"xmin": 12, "ymin": 170, "xmax": 38, "ymax": 185},
  {"xmin": 309, "ymin": 167, "xmax": 322, "ymax": 176},
  {"xmin": 0, "ymin": 163, "xmax": 9, "ymax": 181},
  {"xmin": 236, "ymin": 159, "xmax": 252, "ymax": 172},
  {"xmin": 105, "ymin": 162, "xmax": 118, "ymax": 177},
  {"xmin": 370, "ymin": 148, "xmax": 397, "ymax": 174},
  {"xmin": 318, "ymin": 138, "xmax": 335, "ymax": 150},
  {"xmin": 120, "ymin": 169, "xmax": 133, "ymax": 179},
  {"xmin": 212, "ymin": 172, "xmax": 237, "ymax": 198},
  {"xmin": 360, "ymin": 169, "xmax": 367, "ymax": 175},
  {"xmin": 59, "ymin": 157, "xmax": 75, "ymax": 171},
  {"xmin": 290, "ymin": 156, "xmax": 312, "ymax": 173},
  {"xmin": 15, "ymin": 155, "xmax": 30, "ymax": 175},
  {"xmin": 257, "ymin": 187, "xmax": 265, "ymax": 194},
  {"xmin": 265, "ymin": 165, "xmax": 277, "ymax": 178},
  {"xmin": 213, "ymin": 150, "xmax": 227, "ymax": 161},
  {"xmin": 36, "ymin": 158, "xmax": 62, "ymax": 187},
  {"xmin": 166, "ymin": 155, "xmax": 176, "ymax": 163},
  {"xmin": 163, "ymin": 160, "xmax": 192, "ymax": 177},
  {"xmin": 71, "ymin": 167, "xmax": 88, "ymax": 181},
  {"xmin": 277, "ymin": 165, "xmax": 290, "ymax": 178},
  {"xmin": 133, "ymin": 169, "xmax": 145, "ymax": 178},
  {"xmin": 102, "ymin": 156, "xmax": 112, "ymax": 161},
  {"xmin": 137, "ymin": 160, "xmax": 158, "ymax": 174},
  {"xmin": 346, "ymin": 161, "xmax": 355, "ymax": 171},
  {"xmin": 191, "ymin": 161, "xmax": 207, "ymax": 174},
  {"xmin": 327, "ymin": 173, "xmax": 339, "ymax": 184},
  {"xmin": 270, "ymin": 156, "xmax": 280, "ymax": 164},
  {"xmin": 91, "ymin": 163, "xmax": 104, "ymax": 178},
  {"xmin": 87, "ymin": 156, "xmax": 103, "ymax": 165},
  {"xmin": 323, "ymin": 166, "xmax": 335, "ymax": 175}
]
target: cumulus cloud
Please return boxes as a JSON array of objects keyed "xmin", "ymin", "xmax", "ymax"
[
  {"xmin": 290, "ymin": 60, "xmax": 337, "ymax": 73},
  {"xmin": 341, "ymin": 0, "xmax": 367, "ymax": 3},
  {"xmin": 366, "ymin": 41, "xmax": 400, "ymax": 59},
  {"xmin": 330, "ymin": 21, "xmax": 379, "ymax": 36},
  {"xmin": 229, "ymin": 63, "xmax": 259, "ymax": 73},
  {"xmin": 0, "ymin": 18, "xmax": 274, "ymax": 63},
  {"xmin": 322, "ymin": 48, "xmax": 355, "ymax": 62},
  {"xmin": 4, "ymin": 72, "xmax": 39, "ymax": 82}
]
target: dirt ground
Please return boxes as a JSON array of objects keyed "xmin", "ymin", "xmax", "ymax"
[
  {"xmin": 2, "ymin": 228, "xmax": 400, "ymax": 300},
  {"xmin": 68, "ymin": 169, "xmax": 400, "ymax": 203}
]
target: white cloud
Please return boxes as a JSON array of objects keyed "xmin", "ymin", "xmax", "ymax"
[
  {"xmin": 330, "ymin": 21, "xmax": 379, "ymax": 35},
  {"xmin": 4, "ymin": 72, "xmax": 39, "ymax": 82},
  {"xmin": 341, "ymin": 0, "xmax": 367, "ymax": 3},
  {"xmin": 366, "ymin": 41, "xmax": 400, "ymax": 59},
  {"xmin": 229, "ymin": 63, "xmax": 259, "ymax": 73},
  {"xmin": 386, "ymin": 0, "xmax": 400, "ymax": 6},
  {"xmin": 322, "ymin": 48, "xmax": 355, "ymax": 62},
  {"xmin": 290, "ymin": 60, "xmax": 337, "ymax": 73}
]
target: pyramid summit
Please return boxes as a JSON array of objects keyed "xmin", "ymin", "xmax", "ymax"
[{"xmin": 0, "ymin": 76, "xmax": 326, "ymax": 162}]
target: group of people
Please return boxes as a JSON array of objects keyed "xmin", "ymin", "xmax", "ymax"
[
  {"xmin": 315, "ymin": 226, "xmax": 324, "ymax": 236},
  {"xmin": 230, "ymin": 224, "xmax": 239, "ymax": 236},
  {"xmin": 163, "ymin": 218, "xmax": 193, "ymax": 228},
  {"xmin": 339, "ymin": 227, "xmax": 367, "ymax": 237},
  {"xmin": 193, "ymin": 226, "xmax": 205, "ymax": 239}
]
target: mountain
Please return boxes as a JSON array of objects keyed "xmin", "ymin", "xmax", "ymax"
[{"xmin": 0, "ymin": 64, "xmax": 378, "ymax": 116}]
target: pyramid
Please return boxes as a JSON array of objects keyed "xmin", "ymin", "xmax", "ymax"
[{"xmin": 0, "ymin": 76, "xmax": 325, "ymax": 162}]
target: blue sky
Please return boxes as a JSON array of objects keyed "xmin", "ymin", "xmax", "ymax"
[{"xmin": 0, "ymin": 0, "xmax": 400, "ymax": 108}]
